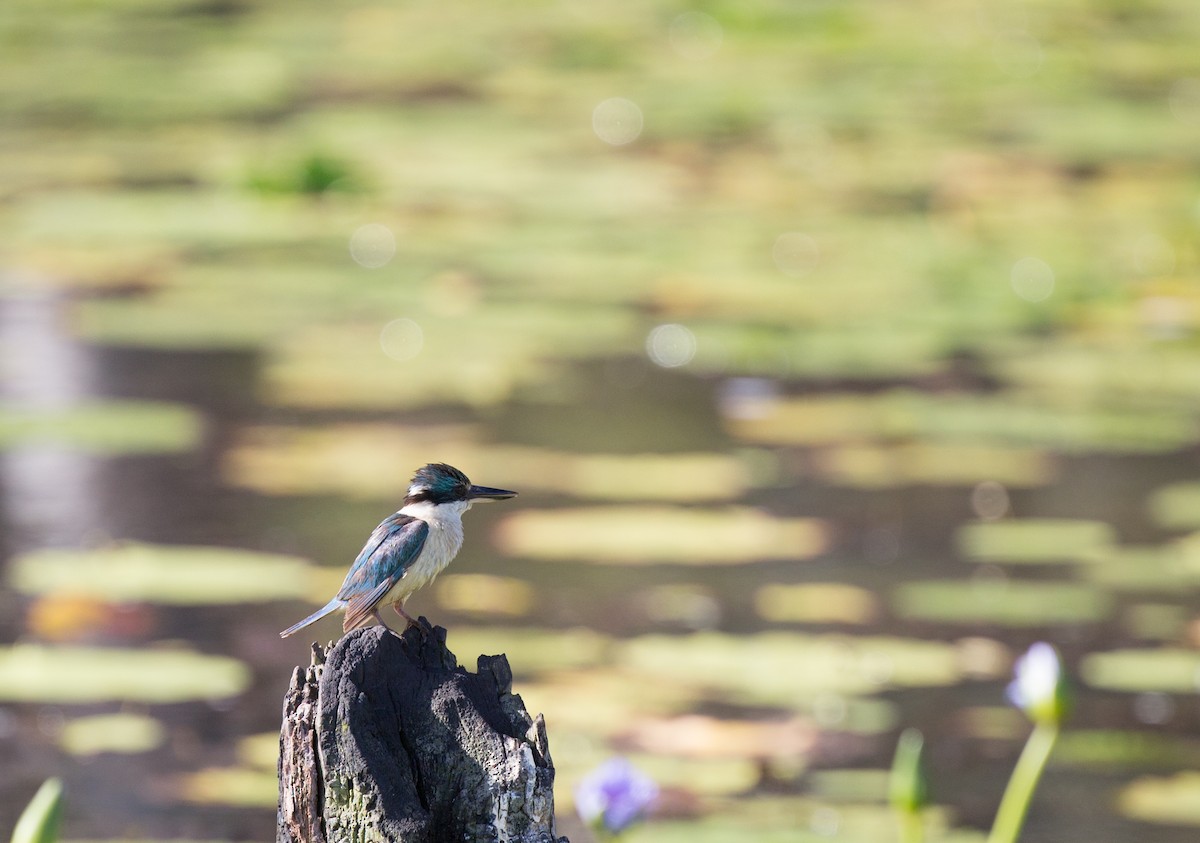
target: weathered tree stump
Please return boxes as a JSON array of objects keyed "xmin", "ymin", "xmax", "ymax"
[{"xmin": 278, "ymin": 620, "xmax": 567, "ymax": 843}]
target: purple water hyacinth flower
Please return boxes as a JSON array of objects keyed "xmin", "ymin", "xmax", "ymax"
[
  {"xmin": 575, "ymin": 758, "xmax": 658, "ymax": 835},
  {"xmin": 1006, "ymin": 641, "xmax": 1071, "ymax": 726}
]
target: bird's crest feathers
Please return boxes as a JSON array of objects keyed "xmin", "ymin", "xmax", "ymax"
[{"xmin": 405, "ymin": 462, "xmax": 471, "ymax": 505}]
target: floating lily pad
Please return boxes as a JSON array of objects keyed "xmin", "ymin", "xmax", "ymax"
[
  {"xmin": 0, "ymin": 645, "xmax": 250, "ymax": 703},
  {"xmin": 1081, "ymin": 648, "xmax": 1200, "ymax": 693},
  {"xmin": 619, "ymin": 632, "xmax": 963, "ymax": 706},
  {"xmin": 447, "ymin": 626, "xmax": 612, "ymax": 674},
  {"xmin": 812, "ymin": 442, "xmax": 1056, "ymax": 489},
  {"xmin": 1055, "ymin": 730, "xmax": 1200, "ymax": 770},
  {"xmin": 0, "ymin": 402, "xmax": 200, "ymax": 454},
  {"xmin": 1148, "ymin": 482, "xmax": 1200, "ymax": 531},
  {"xmin": 893, "ymin": 580, "xmax": 1113, "ymax": 626},
  {"xmin": 619, "ymin": 796, "xmax": 968, "ymax": 843},
  {"xmin": 263, "ymin": 304, "xmax": 636, "ymax": 409},
  {"xmin": 435, "ymin": 574, "xmax": 535, "ymax": 618},
  {"xmin": 224, "ymin": 425, "xmax": 753, "ymax": 502},
  {"xmin": 9, "ymin": 543, "xmax": 314, "ymax": 605},
  {"xmin": 519, "ymin": 669, "xmax": 695, "ymax": 737},
  {"xmin": 1117, "ymin": 772, "xmax": 1200, "ymax": 826},
  {"xmin": 494, "ymin": 507, "xmax": 828, "ymax": 564},
  {"xmin": 177, "ymin": 766, "xmax": 278, "ymax": 808},
  {"xmin": 1077, "ymin": 545, "xmax": 1194, "ymax": 593},
  {"xmin": 755, "ymin": 584, "xmax": 879, "ymax": 625},
  {"xmin": 59, "ymin": 713, "xmax": 165, "ymax": 756},
  {"xmin": 237, "ymin": 732, "xmax": 281, "ymax": 770},
  {"xmin": 727, "ymin": 391, "xmax": 1198, "ymax": 453},
  {"xmin": 956, "ymin": 519, "xmax": 1116, "ymax": 564}
]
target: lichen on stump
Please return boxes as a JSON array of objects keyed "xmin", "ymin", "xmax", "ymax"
[{"xmin": 278, "ymin": 621, "xmax": 566, "ymax": 843}]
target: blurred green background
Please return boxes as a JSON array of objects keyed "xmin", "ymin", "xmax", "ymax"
[{"xmin": 3, "ymin": 0, "xmax": 1200, "ymax": 840}]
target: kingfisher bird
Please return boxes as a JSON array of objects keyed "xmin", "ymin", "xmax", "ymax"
[{"xmin": 280, "ymin": 463, "xmax": 517, "ymax": 638}]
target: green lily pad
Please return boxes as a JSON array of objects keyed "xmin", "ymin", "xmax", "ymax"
[
  {"xmin": 1055, "ymin": 730, "xmax": 1200, "ymax": 770},
  {"xmin": 755, "ymin": 583, "xmax": 879, "ymax": 625},
  {"xmin": 893, "ymin": 580, "xmax": 1113, "ymax": 626},
  {"xmin": 177, "ymin": 766, "xmax": 278, "ymax": 808},
  {"xmin": 812, "ymin": 442, "xmax": 1056, "ymax": 489},
  {"xmin": 727, "ymin": 391, "xmax": 1198, "ymax": 454},
  {"xmin": 1117, "ymin": 772, "xmax": 1200, "ymax": 826},
  {"xmin": 619, "ymin": 796, "xmax": 971, "ymax": 843},
  {"xmin": 0, "ymin": 402, "xmax": 200, "ymax": 454},
  {"xmin": 1081, "ymin": 648, "xmax": 1200, "ymax": 693},
  {"xmin": 225, "ymin": 425, "xmax": 753, "ymax": 502},
  {"xmin": 59, "ymin": 713, "xmax": 165, "ymax": 756},
  {"xmin": 0, "ymin": 645, "xmax": 250, "ymax": 703},
  {"xmin": 434, "ymin": 573, "xmax": 536, "ymax": 618},
  {"xmin": 619, "ymin": 632, "xmax": 963, "ymax": 706},
  {"xmin": 1077, "ymin": 545, "xmax": 1194, "ymax": 593},
  {"xmin": 447, "ymin": 626, "xmax": 613, "ymax": 674},
  {"xmin": 1148, "ymin": 481, "xmax": 1200, "ymax": 531},
  {"xmin": 956, "ymin": 519, "xmax": 1115, "ymax": 564},
  {"xmin": 494, "ymin": 507, "xmax": 828, "ymax": 564},
  {"xmin": 9, "ymin": 543, "xmax": 314, "ymax": 605}
]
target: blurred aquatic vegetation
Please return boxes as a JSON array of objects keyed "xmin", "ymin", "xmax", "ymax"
[
  {"xmin": 223, "ymin": 424, "xmax": 757, "ymax": 502},
  {"xmin": 1117, "ymin": 773, "xmax": 1200, "ymax": 827},
  {"xmin": 754, "ymin": 583, "xmax": 880, "ymax": 625},
  {"xmin": 892, "ymin": 580, "xmax": 1112, "ymax": 627},
  {"xmin": 1080, "ymin": 647, "xmax": 1200, "ymax": 693},
  {"xmin": 6, "ymin": 0, "xmax": 1200, "ymax": 837},
  {"xmin": 0, "ymin": 645, "xmax": 249, "ymax": 703},
  {"xmin": 956, "ymin": 519, "xmax": 1116, "ymax": 565},
  {"xmin": 619, "ymin": 632, "xmax": 969, "ymax": 706},
  {"xmin": 245, "ymin": 151, "xmax": 367, "ymax": 196},
  {"xmin": 58, "ymin": 712, "xmax": 165, "ymax": 756},
  {"xmin": 9, "ymin": 543, "xmax": 314, "ymax": 604},
  {"xmin": 0, "ymin": 402, "xmax": 200, "ymax": 454},
  {"xmin": 493, "ymin": 506, "xmax": 828, "ymax": 564},
  {"xmin": 11, "ymin": 778, "xmax": 63, "ymax": 843}
]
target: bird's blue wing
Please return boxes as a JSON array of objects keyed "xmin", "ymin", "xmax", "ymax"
[{"xmin": 336, "ymin": 512, "xmax": 428, "ymax": 630}]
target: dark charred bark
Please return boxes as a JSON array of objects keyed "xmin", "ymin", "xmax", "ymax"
[{"xmin": 277, "ymin": 621, "xmax": 566, "ymax": 843}]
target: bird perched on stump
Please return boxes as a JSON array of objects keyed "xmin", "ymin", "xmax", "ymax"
[{"xmin": 280, "ymin": 463, "xmax": 517, "ymax": 638}]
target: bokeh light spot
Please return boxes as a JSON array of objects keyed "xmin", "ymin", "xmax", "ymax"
[
  {"xmin": 349, "ymin": 223, "xmax": 396, "ymax": 268},
  {"xmin": 646, "ymin": 323, "xmax": 696, "ymax": 368},
  {"xmin": 772, "ymin": 232, "xmax": 820, "ymax": 277},
  {"xmin": 1010, "ymin": 256, "xmax": 1055, "ymax": 302},
  {"xmin": 593, "ymin": 97, "xmax": 644, "ymax": 146},
  {"xmin": 380, "ymin": 318, "xmax": 424, "ymax": 361},
  {"xmin": 971, "ymin": 480, "xmax": 1010, "ymax": 521},
  {"xmin": 1133, "ymin": 691, "xmax": 1175, "ymax": 725},
  {"xmin": 668, "ymin": 11, "xmax": 723, "ymax": 60}
]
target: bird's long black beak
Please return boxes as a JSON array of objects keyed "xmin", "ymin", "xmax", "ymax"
[{"xmin": 469, "ymin": 484, "xmax": 518, "ymax": 501}]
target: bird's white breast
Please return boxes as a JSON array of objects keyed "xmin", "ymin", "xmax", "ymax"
[{"xmin": 382, "ymin": 499, "xmax": 470, "ymax": 604}]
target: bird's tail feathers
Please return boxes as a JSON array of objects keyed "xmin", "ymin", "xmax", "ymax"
[{"xmin": 279, "ymin": 598, "xmax": 342, "ymax": 638}]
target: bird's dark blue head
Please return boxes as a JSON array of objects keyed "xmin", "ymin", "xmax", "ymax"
[{"xmin": 404, "ymin": 463, "xmax": 517, "ymax": 506}]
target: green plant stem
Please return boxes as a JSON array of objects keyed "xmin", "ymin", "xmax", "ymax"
[
  {"xmin": 898, "ymin": 809, "xmax": 924, "ymax": 843},
  {"xmin": 987, "ymin": 723, "xmax": 1059, "ymax": 843}
]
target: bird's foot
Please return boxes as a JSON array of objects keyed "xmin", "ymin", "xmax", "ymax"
[{"xmin": 392, "ymin": 604, "xmax": 421, "ymax": 630}]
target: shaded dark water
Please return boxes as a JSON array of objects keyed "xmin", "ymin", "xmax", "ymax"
[{"xmin": 2, "ymin": 291, "xmax": 1200, "ymax": 842}]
